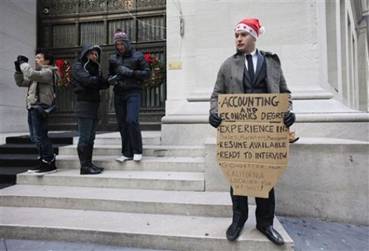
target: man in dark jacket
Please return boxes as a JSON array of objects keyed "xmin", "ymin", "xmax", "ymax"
[
  {"xmin": 14, "ymin": 49, "xmax": 58, "ymax": 175},
  {"xmin": 209, "ymin": 18, "xmax": 296, "ymax": 245},
  {"xmin": 72, "ymin": 44, "xmax": 109, "ymax": 175},
  {"xmin": 108, "ymin": 29, "xmax": 150, "ymax": 162}
]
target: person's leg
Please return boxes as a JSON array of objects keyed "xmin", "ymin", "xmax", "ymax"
[
  {"xmin": 27, "ymin": 110, "xmax": 35, "ymax": 144},
  {"xmin": 255, "ymin": 188, "xmax": 275, "ymax": 227},
  {"xmin": 29, "ymin": 109, "xmax": 55, "ymax": 173},
  {"xmin": 78, "ymin": 118, "xmax": 101, "ymax": 175},
  {"xmin": 87, "ymin": 119, "xmax": 103, "ymax": 171},
  {"xmin": 27, "ymin": 110, "xmax": 40, "ymax": 172},
  {"xmin": 125, "ymin": 94, "xmax": 142, "ymax": 160},
  {"xmin": 37, "ymin": 113, "xmax": 54, "ymax": 162},
  {"xmin": 114, "ymin": 93, "xmax": 132, "ymax": 161},
  {"xmin": 226, "ymin": 186, "xmax": 248, "ymax": 241},
  {"xmin": 255, "ymin": 188, "xmax": 284, "ymax": 245}
]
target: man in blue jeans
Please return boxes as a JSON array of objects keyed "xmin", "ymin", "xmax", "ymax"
[
  {"xmin": 14, "ymin": 49, "xmax": 58, "ymax": 174},
  {"xmin": 108, "ymin": 29, "xmax": 150, "ymax": 162}
]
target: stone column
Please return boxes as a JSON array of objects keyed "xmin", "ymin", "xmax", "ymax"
[{"xmin": 0, "ymin": 0, "xmax": 37, "ymax": 132}]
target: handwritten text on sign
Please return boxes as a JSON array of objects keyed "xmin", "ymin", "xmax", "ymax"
[{"xmin": 217, "ymin": 94, "xmax": 290, "ymax": 198}]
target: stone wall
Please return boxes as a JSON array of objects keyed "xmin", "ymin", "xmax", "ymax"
[
  {"xmin": 204, "ymin": 137, "xmax": 369, "ymax": 225},
  {"xmin": 164, "ymin": 0, "xmax": 369, "ymax": 144}
]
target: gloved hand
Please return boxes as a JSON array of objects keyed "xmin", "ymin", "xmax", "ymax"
[
  {"xmin": 209, "ymin": 113, "xmax": 222, "ymax": 128},
  {"xmin": 283, "ymin": 111, "xmax": 296, "ymax": 128},
  {"xmin": 107, "ymin": 74, "xmax": 119, "ymax": 86},
  {"xmin": 117, "ymin": 65, "xmax": 133, "ymax": 77},
  {"xmin": 17, "ymin": 55, "xmax": 29, "ymax": 65},
  {"xmin": 14, "ymin": 61, "xmax": 21, "ymax": 72}
]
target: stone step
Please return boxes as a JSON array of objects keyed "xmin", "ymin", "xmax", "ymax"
[
  {"xmin": 6, "ymin": 134, "xmax": 73, "ymax": 145},
  {"xmin": 0, "ymin": 154, "xmax": 39, "ymax": 167},
  {"xmin": 0, "ymin": 144, "xmax": 61, "ymax": 155},
  {"xmin": 87, "ymin": 131, "xmax": 161, "ymax": 146},
  {"xmin": 0, "ymin": 185, "xmax": 231, "ymax": 217},
  {"xmin": 58, "ymin": 144, "xmax": 205, "ymax": 157},
  {"xmin": 0, "ymin": 206, "xmax": 293, "ymax": 251},
  {"xmin": 17, "ymin": 170, "xmax": 205, "ymax": 191},
  {"xmin": 56, "ymin": 156, "xmax": 205, "ymax": 172}
]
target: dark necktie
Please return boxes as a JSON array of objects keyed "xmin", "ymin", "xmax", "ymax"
[{"xmin": 246, "ymin": 54, "xmax": 254, "ymax": 83}]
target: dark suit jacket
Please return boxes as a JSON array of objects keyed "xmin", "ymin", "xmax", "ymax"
[{"xmin": 210, "ymin": 50, "xmax": 292, "ymax": 115}]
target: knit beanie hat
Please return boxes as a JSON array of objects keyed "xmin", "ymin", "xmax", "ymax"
[{"xmin": 113, "ymin": 29, "xmax": 128, "ymax": 43}]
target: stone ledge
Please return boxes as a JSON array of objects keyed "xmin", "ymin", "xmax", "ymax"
[
  {"xmin": 162, "ymin": 112, "xmax": 369, "ymax": 124},
  {"xmin": 187, "ymin": 91, "xmax": 334, "ymax": 102}
]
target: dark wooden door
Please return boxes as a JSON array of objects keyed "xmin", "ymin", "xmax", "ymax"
[{"xmin": 37, "ymin": 0, "xmax": 166, "ymax": 131}]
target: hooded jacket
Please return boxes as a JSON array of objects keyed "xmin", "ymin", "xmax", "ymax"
[
  {"xmin": 72, "ymin": 44, "xmax": 109, "ymax": 119},
  {"xmin": 14, "ymin": 63, "xmax": 57, "ymax": 109},
  {"xmin": 109, "ymin": 36, "xmax": 150, "ymax": 94}
]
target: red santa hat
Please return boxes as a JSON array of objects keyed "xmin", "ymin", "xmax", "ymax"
[{"xmin": 234, "ymin": 18, "xmax": 265, "ymax": 39}]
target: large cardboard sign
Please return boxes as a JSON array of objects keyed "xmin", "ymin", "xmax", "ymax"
[{"xmin": 217, "ymin": 94, "xmax": 290, "ymax": 198}]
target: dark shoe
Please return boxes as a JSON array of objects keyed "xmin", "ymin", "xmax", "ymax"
[
  {"xmin": 91, "ymin": 162, "xmax": 104, "ymax": 172},
  {"xmin": 256, "ymin": 225, "xmax": 284, "ymax": 246},
  {"xmin": 34, "ymin": 158, "xmax": 57, "ymax": 175},
  {"xmin": 78, "ymin": 144, "xmax": 102, "ymax": 175},
  {"xmin": 80, "ymin": 165, "xmax": 102, "ymax": 175},
  {"xmin": 87, "ymin": 144, "xmax": 104, "ymax": 172},
  {"xmin": 226, "ymin": 212, "xmax": 247, "ymax": 241},
  {"xmin": 28, "ymin": 157, "xmax": 43, "ymax": 173},
  {"xmin": 27, "ymin": 166, "xmax": 40, "ymax": 173}
]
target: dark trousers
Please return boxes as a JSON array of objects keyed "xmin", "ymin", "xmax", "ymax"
[
  {"xmin": 114, "ymin": 93, "xmax": 142, "ymax": 157},
  {"xmin": 77, "ymin": 118, "xmax": 97, "ymax": 146},
  {"xmin": 230, "ymin": 186, "xmax": 275, "ymax": 227},
  {"xmin": 27, "ymin": 108, "xmax": 54, "ymax": 161}
]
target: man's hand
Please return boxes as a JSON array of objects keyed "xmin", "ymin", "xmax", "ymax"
[
  {"xmin": 209, "ymin": 113, "xmax": 222, "ymax": 128},
  {"xmin": 117, "ymin": 65, "xmax": 133, "ymax": 77},
  {"xmin": 107, "ymin": 74, "xmax": 119, "ymax": 86},
  {"xmin": 283, "ymin": 112, "xmax": 296, "ymax": 128},
  {"xmin": 17, "ymin": 55, "xmax": 28, "ymax": 65}
]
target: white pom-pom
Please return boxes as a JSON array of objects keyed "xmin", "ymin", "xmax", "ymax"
[{"xmin": 259, "ymin": 26, "xmax": 265, "ymax": 35}]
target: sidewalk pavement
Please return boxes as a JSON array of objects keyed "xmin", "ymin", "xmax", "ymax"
[
  {"xmin": 279, "ymin": 216, "xmax": 369, "ymax": 251},
  {"xmin": 1, "ymin": 216, "xmax": 368, "ymax": 251}
]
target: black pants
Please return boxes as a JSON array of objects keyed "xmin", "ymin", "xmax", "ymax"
[
  {"xmin": 77, "ymin": 118, "xmax": 97, "ymax": 146},
  {"xmin": 114, "ymin": 92, "xmax": 142, "ymax": 157},
  {"xmin": 230, "ymin": 186, "xmax": 275, "ymax": 227},
  {"xmin": 27, "ymin": 108, "xmax": 54, "ymax": 162}
]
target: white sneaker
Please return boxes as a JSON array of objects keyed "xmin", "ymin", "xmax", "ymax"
[
  {"xmin": 133, "ymin": 154, "xmax": 142, "ymax": 161},
  {"xmin": 116, "ymin": 155, "xmax": 131, "ymax": 162}
]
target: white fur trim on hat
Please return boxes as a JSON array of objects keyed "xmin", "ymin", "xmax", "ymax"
[
  {"xmin": 234, "ymin": 23, "xmax": 258, "ymax": 39},
  {"xmin": 259, "ymin": 26, "xmax": 265, "ymax": 35}
]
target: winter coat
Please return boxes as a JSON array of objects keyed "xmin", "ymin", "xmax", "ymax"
[
  {"xmin": 109, "ymin": 37, "xmax": 150, "ymax": 94},
  {"xmin": 210, "ymin": 50, "xmax": 292, "ymax": 115},
  {"xmin": 71, "ymin": 44, "xmax": 109, "ymax": 119},
  {"xmin": 14, "ymin": 63, "xmax": 57, "ymax": 109}
]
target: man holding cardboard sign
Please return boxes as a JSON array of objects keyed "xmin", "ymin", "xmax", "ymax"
[{"xmin": 209, "ymin": 18, "xmax": 296, "ymax": 245}]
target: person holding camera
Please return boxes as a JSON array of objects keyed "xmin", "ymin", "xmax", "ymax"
[
  {"xmin": 108, "ymin": 29, "xmax": 151, "ymax": 162},
  {"xmin": 71, "ymin": 44, "xmax": 109, "ymax": 175},
  {"xmin": 13, "ymin": 49, "xmax": 58, "ymax": 174}
]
